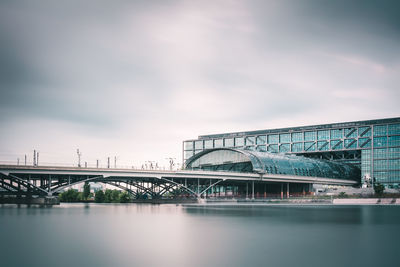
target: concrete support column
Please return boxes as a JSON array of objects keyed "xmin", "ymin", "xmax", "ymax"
[
  {"xmin": 280, "ymin": 183, "xmax": 283, "ymax": 199},
  {"xmin": 246, "ymin": 183, "xmax": 248, "ymax": 199},
  {"xmin": 252, "ymin": 181, "xmax": 255, "ymax": 200},
  {"xmin": 286, "ymin": 183, "xmax": 289, "ymax": 199},
  {"xmin": 264, "ymin": 184, "xmax": 267, "ymax": 198}
]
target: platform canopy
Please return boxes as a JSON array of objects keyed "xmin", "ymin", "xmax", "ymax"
[{"xmin": 185, "ymin": 148, "xmax": 360, "ymax": 181}]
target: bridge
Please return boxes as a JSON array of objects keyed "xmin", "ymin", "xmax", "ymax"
[{"xmin": 0, "ymin": 164, "xmax": 357, "ymax": 200}]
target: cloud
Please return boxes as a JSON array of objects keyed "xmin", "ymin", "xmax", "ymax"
[{"xmin": 0, "ymin": 0, "xmax": 399, "ymax": 166}]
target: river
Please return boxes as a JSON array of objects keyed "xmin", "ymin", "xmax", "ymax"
[{"xmin": 1, "ymin": 203, "xmax": 399, "ymax": 267}]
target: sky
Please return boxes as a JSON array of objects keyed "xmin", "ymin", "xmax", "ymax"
[{"xmin": 0, "ymin": 0, "xmax": 399, "ymax": 168}]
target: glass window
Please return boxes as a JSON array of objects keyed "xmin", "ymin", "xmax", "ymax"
[
  {"xmin": 224, "ymin": 138, "xmax": 234, "ymax": 147},
  {"xmin": 184, "ymin": 150, "xmax": 193, "ymax": 160},
  {"xmin": 291, "ymin": 142, "xmax": 303, "ymax": 152},
  {"xmin": 304, "ymin": 131, "xmax": 316, "ymax": 141},
  {"xmin": 204, "ymin": 140, "xmax": 213, "ymax": 149},
  {"xmin": 388, "ymin": 136, "xmax": 400, "ymax": 147},
  {"xmin": 291, "ymin": 132, "xmax": 303, "ymax": 142},
  {"xmin": 214, "ymin": 139, "xmax": 223, "ymax": 148},
  {"xmin": 359, "ymin": 137, "xmax": 371, "ymax": 148},
  {"xmin": 331, "ymin": 140, "xmax": 343, "ymax": 150},
  {"xmin": 279, "ymin": 143, "xmax": 290, "ymax": 152},
  {"xmin": 388, "ymin": 123, "xmax": 400, "ymax": 135},
  {"xmin": 184, "ymin": 141, "xmax": 193, "ymax": 150},
  {"xmin": 317, "ymin": 130, "xmax": 329, "ymax": 140},
  {"xmin": 279, "ymin": 133, "xmax": 290, "ymax": 143},
  {"xmin": 267, "ymin": 144, "xmax": 278, "ymax": 153},
  {"xmin": 245, "ymin": 136, "xmax": 255, "ymax": 146},
  {"xmin": 344, "ymin": 139, "xmax": 357, "ymax": 149},
  {"xmin": 373, "ymin": 137, "xmax": 387, "ymax": 148},
  {"xmin": 267, "ymin": 134, "xmax": 279, "ymax": 144},
  {"xmin": 194, "ymin": 140, "xmax": 203, "ymax": 150},
  {"xmin": 374, "ymin": 148, "xmax": 387, "ymax": 159},
  {"xmin": 359, "ymin": 126, "xmax": 371, "ymax": 137},
  {"xmin": 256, "ymin": 145, "xmax": 266, "ymax": 152},
  {"xmin": 256, "ymin": 135, "xmax": 266, "ymax": 145},
  {"xmin": 388, "ymin": 147, "xmax": 400, "ymax": 158},
  {"xmin": 374, "ymin": 159, "xmax": 387, "ymax": 171},
  {"xmin": 344, "ymin": 128, "xmax": 357, "ymax": 138},
  {"xmin": 374, "ymin": 125, "xmax": 387, "ymax": 137},
  {"xmin": 330, "ymin": 129, "xmax": 343, "ymax": 139},
  {"xmin": 317, "ymin": 141, "xmax": 329, "ymax": 151},
  {"xmin": 245, "ymin": 146, "xmax": 255, "ymax": 151},
  {"xmin": 235, "ymin": 137, "xmax": 244, "ymax": 147},
  {"xmin": 304, "ymin": 142, "xmax": 316, "ymax": 151}
]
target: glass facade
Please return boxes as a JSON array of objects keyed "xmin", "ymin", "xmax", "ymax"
[
  {"xmin": 186, "ymin": 149, "xmax": 359, "ymax": 181},
  {"xmin": 184, "ymin": 117, "xmax": 400, "ymax": 187}
]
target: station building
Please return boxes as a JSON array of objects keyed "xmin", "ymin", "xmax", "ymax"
[{"xmin": 183, "ymin": 117, "xmax": 400, "ymax": 188}]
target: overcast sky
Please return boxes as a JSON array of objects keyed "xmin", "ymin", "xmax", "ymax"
[{"xmin": 0, "ymin": 0, "xmax": 399, "ymax": 168}]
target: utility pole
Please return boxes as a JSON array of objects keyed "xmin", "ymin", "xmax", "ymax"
[
  {"xmin": 107, "ymin": 157, "xmax": 110, "ymax": 168},
  {"xmin": 77, "ymin": 149, "xmax": 82, "ymax": 167},
  {"xmin": 24, "ymin": 154, "xmax": 27, "ymax": 166}
]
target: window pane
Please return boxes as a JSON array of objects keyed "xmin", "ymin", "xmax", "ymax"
[
  {"xmin": 317, "ymin": 141, "xmax": 329, "ymax": 151},
  {"xmin": 279, "ymin": 133, "xmax": 290, "ymax": 143},
  {"xmin": 235, "ymin": 137, "xmax": 244, "ymax": 147},
  {"xmin": 359, "ymin": 137, "xmax": 371, "ymax": 148},
  {"xmin": 388, "ymin": 136, "xmax": 400, "ymax": 147},
  {"xmin": 317, "ymin": 130, "xmax": 329, "ymax": 140},
  {"xmin": 374, "ymin": 125, "xmax": 387, "ymax": 136},
  {"xmin": 388, "ymin": 147, "xmax": 400, "ymax": 158},
  {"xmin": 330, "ymin": 129, "xmax": 343, "ymax": 139},
  {"xmin": 344, "ymin": 139, "xmax": 357, "ymax": 149},
  {"xmin": 267, "ymin": 134, "xmax": 279, "ymax": 144},
  {"xmin": 292, "ymin": 142, "xmax": 303, "ymax": 152},
  {"xmin": 194, "ymin": 140, "xmax": 203, "ymax": 150},
  {"xmin": 304, "ymin": 131, "xmax": 316, "ymax": 141},
  {"xmin": 256, "ymin": 135, "xmax": 266, "ymax": 145},
  {"xmin": 184, "ymin": 141, "xmax": 193, "ymax": 150},
  {"xmin": 388, "ymin": 123, "xmax": 400, "ymax": 135},
  {"xmin": 344, "ymin": 128, "xmax": 357, "ymax": 138},
  {"xmin": 214, "ymin": 139, "xmax": 223, "ymax": 148},
  {"xmin": 331, "ymin": 140, "xmax": 343, "ymax": 150},
  {"xmin": 267, "ymin": 144, "xmax": 278, "ymax": 153},
  {"xmin": 373, "ymin": 137, "xmax": 387, "ymax": 148},
  {"xmin": 279, "ymin": 143, "xmax": 290, "ymax": 152},
  {"xmin": 224, "ymin": 138, "xmax": 234, "ymax": 147},
  {"xmin": 245, "ymin": 136, "xmax": 255, "ymax": 146},
  {"xmin": 204, "ymin": 140, "xmax": 213, "ymax": 149},
  {"xmin": 359, "ymin": 127, "xmax": 371, "ymax": 137},
  {"xmin": 374, "ymin": 148, "xmax": 387, "ymax": 159},
  {"xmin": 184, "ymin": 150, "xmax": 193, "ymax": 159},
  {"xmin": 291, "ymin": 132, "xmax": 303, "ymax": 142},
  {"xmin": 304, "ymin": 141, "xmax": 315, "ymax": 151}
]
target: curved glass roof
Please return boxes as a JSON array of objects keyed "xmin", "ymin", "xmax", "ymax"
[{"xmin": 185, "ymin": 148, "xmax": 360, "ymax": 181}]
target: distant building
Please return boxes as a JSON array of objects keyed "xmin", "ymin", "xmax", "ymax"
[{"xmin": 183, "ymin": 117, "xmax": 400, "ymax": 188}]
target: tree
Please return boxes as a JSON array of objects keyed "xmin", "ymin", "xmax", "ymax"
[
  {"xmin": 111, "ymin": 190, "xmax": 121, "ymax": 203},
  {"xmin": 119, "ymin": 191, "xmax": 131, "ymax": 203},
  {"xmin": 104, "ymin": 189, "xmax": 113, "ymax": 203},
  {"xmin": 59, "ymin": 188, "xmax": 80, "ymax": 202},
  {"xmin": 95, "ymin": 190, "xmax": 105, "ymax": 203},
  {"xmin": 374, "ymin": 183, "xmax": 385, "ymax": 196},
  {"xmin": 83, "ymin": 182, "xmax": 90, "ymax": 200}
]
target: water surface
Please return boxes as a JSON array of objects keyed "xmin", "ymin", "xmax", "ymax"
[{"xmin": 1, "ymin": 203, "xmax": 399, "ymax": 267}]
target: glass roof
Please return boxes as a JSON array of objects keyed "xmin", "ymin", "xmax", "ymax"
[{"xmin": 185, "ymin": 148, "xmax": 360, "ymax": 181}]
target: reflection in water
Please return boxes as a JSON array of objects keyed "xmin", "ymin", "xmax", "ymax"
[{"xmin": 1, "ymin": 203, "xmax": 399, "ymax": 267}]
